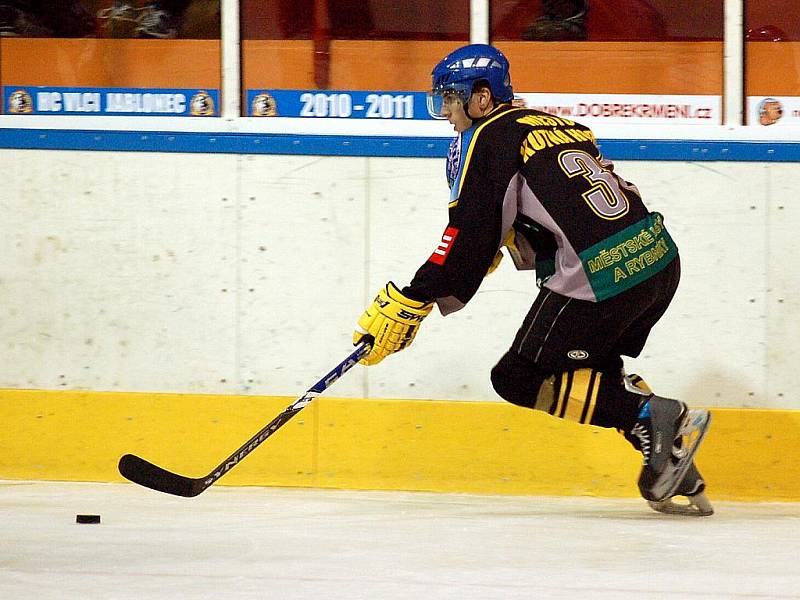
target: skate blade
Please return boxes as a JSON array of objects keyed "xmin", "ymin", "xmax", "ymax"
[
  {"xmin": 652, "ymin": 410, "xmax": 712, "ymax": 502},
  {"xmin": 648, "ymin": 491, "xmax": 714, "ymax": 517}
]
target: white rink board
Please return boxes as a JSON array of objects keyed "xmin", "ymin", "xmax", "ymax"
[{"xmin": 0, "ymin": 149, "xmax": 797, "ymax": 408}]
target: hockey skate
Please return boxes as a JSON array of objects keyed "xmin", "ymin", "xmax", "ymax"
[
  {"xmin": 630, "ymin": 395, "xmax": 711, "ymax": 504},
  {"xmin": 647, "ymin": 461, "xmax": 713, "ymax": 516}
]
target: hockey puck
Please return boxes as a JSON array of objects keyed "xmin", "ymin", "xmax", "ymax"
[{"xmin": 76, "ymin": 514, "xmax": 101, "ymax": 524}]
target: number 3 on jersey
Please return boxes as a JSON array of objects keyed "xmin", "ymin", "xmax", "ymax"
[{"xmin": 558, "ymin": 150, "xmax": 630, "ymax": 220}]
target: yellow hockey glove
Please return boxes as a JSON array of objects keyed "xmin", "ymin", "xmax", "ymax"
[
  {"xmin": 505, "ymin": 227, "xmax": 537, "ymax": 271},
  {"xmin": 485, "ymin": 229, "xmax": 518, "ymax": 276},
  {"xmin": 486, "ymin": 249, "xmax": 504, "ymax": 275},
  {"xmin": 353, "ymin": 282, "xmax": 433, "ymax": 365}
]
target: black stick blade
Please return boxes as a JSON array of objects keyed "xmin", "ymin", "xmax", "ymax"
[{"xmin": 118, "ymin": 454, "xmax": 205, "ymax": 498}]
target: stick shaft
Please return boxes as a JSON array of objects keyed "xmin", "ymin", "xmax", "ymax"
[
  {"xmin": 202, "ymin": 340, "xmax": 371, "ymax": 487},
  {"xmin": 119, "ymin": 339, "xmax": 372, "ymax": 496}
]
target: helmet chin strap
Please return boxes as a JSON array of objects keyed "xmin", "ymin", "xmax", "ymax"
[
  {"xmin": 464, "ymin": 89, "xmax": 480, "ymax": 120},
  {"xmin": 465, "ymin": 89, "xmax": 494, "ymax": 120},
  {"xmin": 465, "ymin": 104, "xmax": 478, "ymax": 120}
]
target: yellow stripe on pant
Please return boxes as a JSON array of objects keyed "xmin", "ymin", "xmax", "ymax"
[{"xmin": 554, "ymin": 370, "xmax": 601, "ymax": 425}]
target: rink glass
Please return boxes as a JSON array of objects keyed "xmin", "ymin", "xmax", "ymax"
[
  {"xmin": 490, "ymin": 0, "xmax": 723, "ymax": 102},
  {"xmin": 0, "ymin": 1, "xmax": 221, "ymax": 114},
  {"xmin": 744, "ymin": 1, "xmax": 800, "ymax": 125},
  {"xmin": 0, "ymin": 1, "xmax": 796, "ymax": 125},
  {"xmin": 240, "ymin": 0, "xmax": 469, "ymax": 105}
]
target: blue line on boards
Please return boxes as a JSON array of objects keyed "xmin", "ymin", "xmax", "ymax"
[{"xmin": 1, "ymin": 129, "xmax": 800, "ymax": 161}]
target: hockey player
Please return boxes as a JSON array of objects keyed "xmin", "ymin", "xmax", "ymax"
[{"xmin": 352, "ymin": 43, "xmax": 712, "ymax": 516}]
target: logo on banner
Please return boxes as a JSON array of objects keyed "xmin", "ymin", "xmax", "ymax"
[
  {"xmin": 190, "ymin": 91, "xmax": 215, "ymax": 116},
  {"xmin": 757, "ymin": 97, "xmax": 783, "ymax": 126},
  {"xmin": 251, "ymin": 92, "xmax": 277, "ymax": 116},
  {"xmin": 429, "ymin": 226, "xmax": 459, "ymax": 265},
  {"xmin": 7, "ymin": 90, "xmax": 33, "ymax": 114}
]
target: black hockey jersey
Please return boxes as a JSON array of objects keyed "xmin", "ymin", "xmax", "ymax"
[{"xmin": 406, "ymin": 104, "xmax": 677, "ymax": 314}]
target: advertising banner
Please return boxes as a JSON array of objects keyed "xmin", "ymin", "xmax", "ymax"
[
  {"xmin": 746, "ymin": 96, "xmax": 800, "ymax": 126},
  {"xmin": 3, "ymin": 87, "xmax": 219, "ymax": 117},
  {"xmin": 246, "ymin": 89, "xmax": 722, "ymax": 126}
]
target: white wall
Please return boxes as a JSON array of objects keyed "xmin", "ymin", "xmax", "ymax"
[{"xmin": 0, "ymin": 149, "xmax": 797, "ymax": 408}]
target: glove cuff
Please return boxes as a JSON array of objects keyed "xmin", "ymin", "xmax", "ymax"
[
  {"xmin": 385, "ymin": 282, "xmax": 433, "ymax": 311},
  {"xmin": 376, "ymin": 282, "xmax": 433, "ymax": 323}
]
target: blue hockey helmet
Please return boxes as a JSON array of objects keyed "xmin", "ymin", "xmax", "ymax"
[{"xmin": 427, "ymin": 44, "xmax": 513, "ymax": 119}]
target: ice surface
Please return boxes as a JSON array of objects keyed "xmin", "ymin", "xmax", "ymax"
[{"xmin": 1, "ymin": 481, "xmax": 799, "ymax": 599}]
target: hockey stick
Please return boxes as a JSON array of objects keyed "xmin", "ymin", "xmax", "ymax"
[{"xmin": 118, "ymin": 338, "xmax": 373, "ymax": 497}]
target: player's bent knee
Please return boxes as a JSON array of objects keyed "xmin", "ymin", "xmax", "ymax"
[
  {"xmin": 492, "ymin": 352, "xmax": 604, "ymax": 425},
  {"xmin": 491, "ymin": 351, "xmax": 549, "ymax": 409}
]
